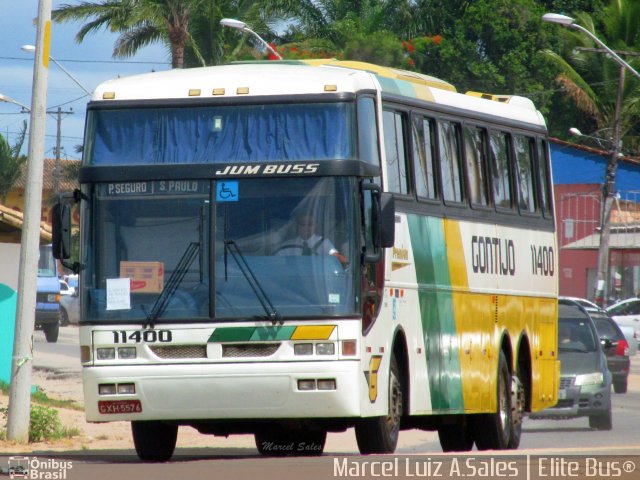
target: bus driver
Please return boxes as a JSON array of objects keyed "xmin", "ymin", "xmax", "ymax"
[{"xmin": 277, "ymin": 212, "xmax": 348, "ymax": 266}]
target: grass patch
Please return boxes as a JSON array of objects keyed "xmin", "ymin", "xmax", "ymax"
[
  {"xmin": 0, "ymin": 381, "xmax": 83, "ymax": 411},
  {"xmin": 1, "ymin": 404, "xmax": 80, "ymax": 442}
]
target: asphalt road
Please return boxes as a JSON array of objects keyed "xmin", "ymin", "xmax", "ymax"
[{"xmin": 27, "ymin": 326, "xmax": 640, "ymax": 480}]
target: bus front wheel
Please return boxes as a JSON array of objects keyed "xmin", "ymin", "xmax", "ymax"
[
  {"xmin": 131, "ymin": 421, "xmax": 178, "ymax": 462},
  {"xmin": 355, "ymin": 354, "xmax": 403, "ymax": 454}
]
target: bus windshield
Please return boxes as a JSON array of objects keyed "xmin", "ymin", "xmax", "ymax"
[
  {"xmin": 85, "ymin": 102, "xmax": 355, "ymax": 165},
  {"xmin": 84, "ymin": 177, "xmax": 359, "ymax": 323}
]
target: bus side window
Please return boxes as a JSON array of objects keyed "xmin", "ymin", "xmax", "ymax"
[
  {"xmin": 537, "ymin": 138, "xmax": 553, "ymax": 218},
  {"xmin": 514, "ymin": 134, "xmax": 537, "ymax": 214},
  {"xmin": 489, "ymin": 131, "xmax": 513, "ymax": 210},
  {"xmin": 438, "ymin": 120, "xmax": 464, "ymax": 203},
  {"xmin": 464, "ymin": 125, "xmax": 490, "ymax": 207},
  {"xmin": 411, "ymin": 115, "xmax": 437, "ymax": 200},
  {"xmin": 382, "ymin": 110, "xmax": 410, "ymax": 195},
  {"xmin": 357, "ymin": 97, "xmax": 380, "ymax": 166}
]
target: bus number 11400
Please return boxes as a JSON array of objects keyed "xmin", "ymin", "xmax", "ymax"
[
  {"xmin": 112, "ymin": 330, "xmax": 173, "ymax": 343},
  {"xmin": 530, "ymin": 245, "xmax": 554, "ymax": 277}
]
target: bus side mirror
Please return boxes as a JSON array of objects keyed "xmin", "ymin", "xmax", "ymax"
[
  {"xmin": 362, "ymin": 184, "xmax": 395, "ymax": 263},
  {"xmin": 378, "ymin": 193, "xmax": 395, "ymax": 249},
  {"xmin": 52, "ymin": 202, "xmax": 72, "ymax": 260}
]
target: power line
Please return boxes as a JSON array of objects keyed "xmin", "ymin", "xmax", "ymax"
[{"xmin": 0, "ymin": 55, "xmax": 169, "ymax": 65}]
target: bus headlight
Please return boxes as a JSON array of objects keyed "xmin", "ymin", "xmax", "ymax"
[
  {"xmin": 294, "ymin": 343, "xmax": 313, "ymax": 355},
  {"xmin": 117, "ymin": 383, "xmax": 136, "ymax": 395},
  {"xmin": 99, "ymin": 384, "xmax": 116, "ymax": 395},
  {"xmin": 96, "ymin": 348, "xmax": 116, "ymax": 360},
  {"xmin": 315, "ymin": 343, "xmax": 335, "ymax": 355},
  {"xmin": 118, "ymin": 347, "xmax": 137, "ymax": 359}
]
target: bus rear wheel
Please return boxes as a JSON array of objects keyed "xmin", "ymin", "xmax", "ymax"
[
  {"xmin": 472, "ymin": 351, "xmax": 513, "ymax": 450},
  {"xmin": 131, "ymin": 421, "xmax": 178, "ymax": 462},
  {"xmin": 355, "ymin": 354, "xmax": 403, "ymax": 454},
  {"xmin": 255, "ymin": 428, "xmax": 326, "ymax": 456}
]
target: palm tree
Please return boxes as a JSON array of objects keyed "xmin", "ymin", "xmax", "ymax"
[
  {"xmin": 53, "ymin": 0, "xmax": 204, "ymax": 68},
  {"xmin": 0, "ymin": 122, "xmax": 27, "ymax": 205},
  {"xmin": 541, "ymin": 2, "xmax": 640, "ymax": 150}
]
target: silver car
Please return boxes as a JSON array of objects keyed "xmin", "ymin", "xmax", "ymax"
[
  {"xmin": 606, "ymin": 298, "xmax": 640, "ymax": 352},
  {"xmin": 59, "ymin": 290, "xmax": 80, "ymax": 325},
  {"xmin": 530, "ymin": 299, "xmax": 612, "ymax": 430}
]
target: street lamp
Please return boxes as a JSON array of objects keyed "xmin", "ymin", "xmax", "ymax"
[
  {"xmin": 22, "ymin": 44, "xmax": 92, "ymax": 96},
  {"xmin": 543, "ymin": 12, "xmax": 639, "ymax": 305},
  {"xmin": 21, "ymin": 45, "xmax": 84, "ymax": 196},
  {"xmin": 568, "ymin": 127, "xmax": 621, "ymax": 152},
  {"xmin": 0, "ymin": 93, "xmax": 31, "ymax": 112},
  {"xmin": 542, "ymin": 14, "xmax": 640, "ymax": 80},
  {"xmin": 220, "ymin": 18, "xmax": 283, "ymax": 60}
]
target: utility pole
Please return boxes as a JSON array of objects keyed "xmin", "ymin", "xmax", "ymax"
[
  {"xmin": 6, "ymin": 0, "xmax": 51, "ymax": 443},
  {"xmin": 594, "ymin": 66, "xmax": 625, "ymax": 306},
  {"xmin": 52, "ymin": 106, "xmax": 73, "ymax": 197}
]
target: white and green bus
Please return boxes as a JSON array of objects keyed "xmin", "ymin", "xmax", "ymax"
[{"xmin": 53, "ymin": 59, "xmax": 559, "ymax": 461}]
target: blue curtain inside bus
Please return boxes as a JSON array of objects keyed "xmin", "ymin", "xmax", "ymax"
[{"xmin": 87, "ymin": 103, "xmax": 354, "ymax": 165}]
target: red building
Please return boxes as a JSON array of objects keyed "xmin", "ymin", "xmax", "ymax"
[{"xmin": 551, "ymin": 139, "xmax": 640, "ymax": 302}]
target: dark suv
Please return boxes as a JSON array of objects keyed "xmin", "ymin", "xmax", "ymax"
[{"xmin": 590, "ymin": 311, "xmax": 631, "ymax": 394}]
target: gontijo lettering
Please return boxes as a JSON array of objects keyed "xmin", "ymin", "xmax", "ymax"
[{"xmin": 471, "ymin": 235, "xmax": 516, "ymax": 276}]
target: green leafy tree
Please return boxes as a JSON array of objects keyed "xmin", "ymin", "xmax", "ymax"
[{"xmin": 0, "ymin": 121, "xmax": 28, "ymax": 205}]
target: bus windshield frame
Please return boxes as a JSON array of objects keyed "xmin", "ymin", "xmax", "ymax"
[{"xmin": 82, "ymin": 176, "xmax": 361, "ymax": 324}]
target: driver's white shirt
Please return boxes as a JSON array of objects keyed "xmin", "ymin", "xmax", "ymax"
[{"xmin": 277, "ymin": 234, "xmax": 336, "ymax": 256}]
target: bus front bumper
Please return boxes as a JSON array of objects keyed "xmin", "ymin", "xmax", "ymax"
[{"xmin": 83, "ymin": 360, "xmax": 362, "ymax": 422}]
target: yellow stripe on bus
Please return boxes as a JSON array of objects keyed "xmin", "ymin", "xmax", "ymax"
[{"xmin": 291, "ymin": 325, "xmax": 336, "ymax": 340}]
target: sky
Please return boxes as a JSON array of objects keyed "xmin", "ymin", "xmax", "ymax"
[{"xmin": 0, "ymin": 2, "xmax": 172, "ymax": 162}]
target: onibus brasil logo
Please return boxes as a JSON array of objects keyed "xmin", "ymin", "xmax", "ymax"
[{"xmin": 3, "ymin": 457, "xmax": 73, "ymax": 479}]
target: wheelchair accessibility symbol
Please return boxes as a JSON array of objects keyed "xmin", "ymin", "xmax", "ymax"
[{"xmin": 216, "ymin": 181, "xmax": 239, "ymax": 202}]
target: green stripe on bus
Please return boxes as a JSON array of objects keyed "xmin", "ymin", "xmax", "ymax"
[
  {"xmin": 208, "ymin": 326, "xmax": 297, "ymax": 342},
  {"xmin": 208, "ymin": 328, "xmax": 255, "ymax": 342},
  {"xmin": 407, "ymin": 215, "xmax": 464, "ymax": 411},
  {"xmin": 251, "ymin": 326, "xmax": 296, "ymax": 341}
]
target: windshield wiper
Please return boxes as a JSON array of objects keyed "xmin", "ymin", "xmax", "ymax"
[
  {"xmin": 224, "ymin": 239, "xmax": 283, "ymax": 325},
  {"xmin": 222, "ymin": 205, "xmax": 281, "ymax": 325},
  {"xmin": 144, "ymin": 242, "xmax": 199, "ymax": 328}
]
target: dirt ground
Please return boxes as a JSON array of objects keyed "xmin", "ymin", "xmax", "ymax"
[{"xmin": 0, "ymin": 367, "xmax": 260, "ymax": 455}]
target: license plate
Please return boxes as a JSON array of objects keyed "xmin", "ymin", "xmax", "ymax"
[
  {"xmin": 98, "ymin": 400, "xmax": 142, "ymax": 414},
  {"xmin": 558, "ymin": 389, "xmax": 566, "ymax": 400}
]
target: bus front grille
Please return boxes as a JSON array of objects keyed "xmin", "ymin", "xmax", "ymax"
[
  {"xmin": 149, "ymin": 345, "xmax": 207, "ymax": 359},
  {"xmin": 222, "ymin": 343, "xmax": 280, "ymax": 358}
]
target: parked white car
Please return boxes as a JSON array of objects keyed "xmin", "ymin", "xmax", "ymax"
[
  {"xmin": 59, "ymin": 282, "xmax": 79, "ymax": 325},
  {"xmin": 606, "ymin": 297, "xmax": 640, "ymax": 351},
  {"xmin": 59, "ymin": 279, "xmax": 75, "ymax": 297}
]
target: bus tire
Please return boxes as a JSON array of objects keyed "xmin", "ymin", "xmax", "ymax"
[
  {"xmin": 437, "ymin": 421, "xmax": 474, "ymax": 452},
  {"xmin": 355, "ymin": 354, "xmax": 403, "ymax": 454},
  {"xmin": 508, "ymin": 371, "xmax": 525, "ymax": 449},
  {"xmin": 255, "ymin": 428, "xmax": 326, "ymax": 456},
  {"xmin": 131, "ymin": 421, "xmax": 178, "ymax": 462},
  {"xmin": 473, "ymin": 351, "xmax": 512, "ymax": 450},
  {"xmin": 43, "ymin": 321, "xmax": 59, "ymax": 343}
]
